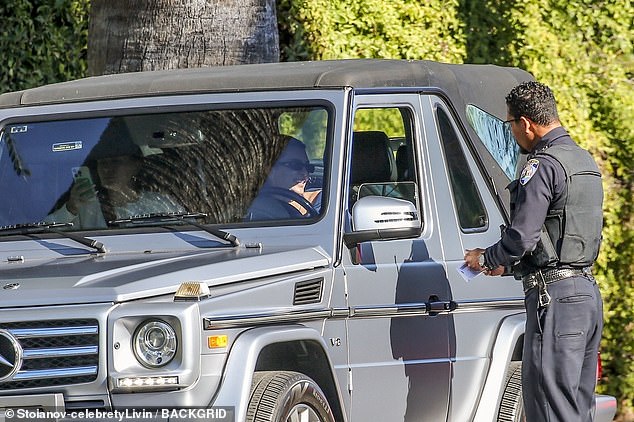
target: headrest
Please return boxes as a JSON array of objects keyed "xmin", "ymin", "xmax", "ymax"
[
  {"xmin": 350, "ymin": 131, "xmax": 396, "ymax": 185},
  {"xmin": 396, "ymin": 144, "xmax": 410, "ymax": 180}
]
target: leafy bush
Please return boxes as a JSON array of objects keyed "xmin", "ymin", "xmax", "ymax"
[
  {"xmin": 0, "ymin": 0, "xmax": 88, "ymax": 94},
  {"xmin": 277, "ymin": 0, "xmax": 465, "ymax": 63}
]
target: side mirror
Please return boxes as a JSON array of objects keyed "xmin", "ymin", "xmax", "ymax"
[{"xmin": 343, "ymin": 195, "xmax": 421, "ymax": 249}]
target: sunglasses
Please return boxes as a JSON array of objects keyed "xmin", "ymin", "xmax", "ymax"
[
  {"xmin": 502, "ymin": 117, "xmax": 521, "ymax": 130},
  {"xmin": 277, "ymin": 160, "xmax": 315, "ymax": 173}
]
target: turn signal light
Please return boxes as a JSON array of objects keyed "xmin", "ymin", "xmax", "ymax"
[{"xmin": 208, "ymin": 335, "xmax": 228, "ymax": 349}]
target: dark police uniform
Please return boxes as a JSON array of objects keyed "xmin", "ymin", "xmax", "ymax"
[{"xmin": 484, "ymin": 126, "xmax": 604, "ymax": 422}]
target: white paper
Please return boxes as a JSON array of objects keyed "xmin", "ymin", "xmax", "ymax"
[{"xmin": 457, "ymin": 263, "xmax": 482, "ymax": 282}]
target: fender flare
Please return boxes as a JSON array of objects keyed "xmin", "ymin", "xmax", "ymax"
[
  {"xmin": 210, "ymin": 325, "xmax": 344, "ymax": 422},
  {"xmin": 472, "ymin": 312, "xmax": 525, "ymax": 422}
]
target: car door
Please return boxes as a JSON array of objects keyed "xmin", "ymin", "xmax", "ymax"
[
  {"xmin": 338, "ymin": 94, "xmax": 453, "ymax": 421},
  {"xmin": 424, "ymin": 98, "xmax": 526, "ymax": 419}
]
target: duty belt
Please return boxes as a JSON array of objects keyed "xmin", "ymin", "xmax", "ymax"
[
  {"xmin": 522, "ymin": 267, "xmax": 589, "ymax": 292},
  {"xmin": 522, "ymin": 267, "xmax": 591, "ymax": 307}
]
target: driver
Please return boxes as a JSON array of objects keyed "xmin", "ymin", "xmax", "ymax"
[{"xmin": 247, "ymin": 136, "xmax": 322, "ymax": 220}]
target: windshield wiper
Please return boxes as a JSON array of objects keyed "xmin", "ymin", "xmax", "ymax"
[
  {"xmin": 0, "ymin": 222, "xmax": 106, "ymax": 253},
  {"xmin": 5, "ymin": 134, "xmax": 32, "ymax": 177},
  {"xmin": 109, "ymin": 212, "xmax": 240, "ymax": 247}
]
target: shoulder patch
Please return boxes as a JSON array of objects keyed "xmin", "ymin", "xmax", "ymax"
[{"xmin": 519, "ymin": 159, "xmax": 540, "ymax": 185}]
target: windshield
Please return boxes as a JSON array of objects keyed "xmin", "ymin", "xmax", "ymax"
[{"xmin": 0, "ymin": 104, "xmax": 330, "ymax": 231}]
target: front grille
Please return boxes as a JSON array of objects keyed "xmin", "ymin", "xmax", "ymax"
[{"xmin": 0, "ymin": 319, "xmax": 99, "ymax": 390}]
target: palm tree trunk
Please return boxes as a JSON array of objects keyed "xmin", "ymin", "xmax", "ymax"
[{"xmin": 88, "ymin": 0, "xmax": 279, "ymax": 75}]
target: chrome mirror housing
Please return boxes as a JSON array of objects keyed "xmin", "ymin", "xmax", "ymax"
[{"xmin": 344, "ymin": 196, "xmax": 421, "ymax": 249}]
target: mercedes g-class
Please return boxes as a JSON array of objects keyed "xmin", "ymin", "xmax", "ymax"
[{"xmin": 0, "ymin": 59, "xmax": 616, "ymax": 421}]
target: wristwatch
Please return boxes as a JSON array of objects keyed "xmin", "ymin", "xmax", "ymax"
[{"xmin": 478, "ymin": 253, "xmax": 487, "ymax": 269}]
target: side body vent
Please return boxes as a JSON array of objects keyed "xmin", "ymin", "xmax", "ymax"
[{"xmin": 293, "ymin": 278, "xmax": 323, "ymax": 305}]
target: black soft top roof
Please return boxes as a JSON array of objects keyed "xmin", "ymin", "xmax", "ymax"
[{"xmin": 0, "ymin": 59, "xmax": 532, "ymax": 120}]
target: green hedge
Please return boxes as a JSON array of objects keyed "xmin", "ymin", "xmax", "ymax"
[
  {"xmin": 0, "ymin": 0, "xmax": 88, "ymax": 93},
  {"xmin": 278, "ymin": 0, "xmax": 465, "ymax": 62},
  {"xmin": 2, "ymin": 0, "xmax": 632, "ymax": 418}
]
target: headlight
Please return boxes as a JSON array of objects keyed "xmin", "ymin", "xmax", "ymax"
[{"xmin": 133, "ymin": 319, "xmax": 177, "ymax": 368}]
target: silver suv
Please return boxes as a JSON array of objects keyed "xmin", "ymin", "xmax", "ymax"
[{"xmin": 0, "ymin": 60, "xmax": 616, "ymax": 422}]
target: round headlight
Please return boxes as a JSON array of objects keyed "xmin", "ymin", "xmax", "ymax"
[{"xmin": 133, "ymin": 319, "xmax": 177, "ymax": 368}]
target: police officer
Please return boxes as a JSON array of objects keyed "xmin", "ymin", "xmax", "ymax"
[{"xmin": 464, "ymin": 81, "xmax": 604, "ymax": 422}]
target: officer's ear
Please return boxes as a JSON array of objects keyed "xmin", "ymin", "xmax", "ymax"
[{"xmin": 519, "ymin": 116, "xmax": 531, "ymax": 131}]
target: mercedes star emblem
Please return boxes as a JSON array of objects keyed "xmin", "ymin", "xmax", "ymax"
[{"xmin": 0, "ymin": 329, "xmax": 23, "ymax": 382}]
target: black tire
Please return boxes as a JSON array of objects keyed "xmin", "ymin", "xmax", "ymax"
[
  {"xmin": 246, "ymin": 371, "xmax": 335, "ymax": 422},
  {"xmin": 497, "ymin": 361, "xmax": 525, "ymax": 422}
]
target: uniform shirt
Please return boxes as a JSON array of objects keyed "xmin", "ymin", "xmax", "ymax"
[{"xmin": 485, "ymin": 126, "xmax": 575, "ymax": 268}]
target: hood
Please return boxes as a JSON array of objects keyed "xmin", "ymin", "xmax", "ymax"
[{"xmin": 0, "ymin": 243, "xmax": 331, "ymax": 308}]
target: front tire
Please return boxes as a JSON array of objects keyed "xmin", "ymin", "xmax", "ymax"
[
  {"xmin": 246, "ymin": 371, "xmax": 335, "ymax": 422},
  {"xmin": 497, "ymin": 361, "xmax": 524, "ymax": 422}
]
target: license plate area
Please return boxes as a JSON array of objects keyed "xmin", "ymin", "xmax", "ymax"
[{"xmin": 0, "ymin": 393, "xmax": 64, "ymax": 420}]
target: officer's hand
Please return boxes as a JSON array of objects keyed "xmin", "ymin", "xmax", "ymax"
[
  {"xmin": 464, "ymin": 249, "xmax": 505, "ymax": 277},
  {"xmin": 464, "ymin": 248, "xmax": 485, "ymax": 271},
  {"xmin": 67, "ymin": 178, "xmax": 95, "ymax": 215}
]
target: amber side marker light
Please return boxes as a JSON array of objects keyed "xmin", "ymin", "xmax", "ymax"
[{"xmin": 208, "ymin": 335, "xmax": 228, "ymax": 349}]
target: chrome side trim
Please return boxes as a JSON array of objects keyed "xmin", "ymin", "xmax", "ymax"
[
  {"xmin": 330, "ymin": 308, "xmax": 349, "ymax": 318},
  {"xmin": 452, "ymin": 298, "xmax": 525, "ymax": 314},
  {"xmin": 203, "ymin": 298, "xmax": 525, "ymax": 329},
  {"xmin": 349, "ymin": 302, "xmax": 428, "ymax": 318},
  {"xmin": 13, "ymin": 365, "xmax": 98, "ymax": 381},
  {"xmin": 204, "ymin": 309, "xmax": 332, "ymax": 329}
]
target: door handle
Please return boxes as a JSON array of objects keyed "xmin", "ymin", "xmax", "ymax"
[{"xmin": 428, "ymin": 295, "xmax": 457, "ymax": 315}]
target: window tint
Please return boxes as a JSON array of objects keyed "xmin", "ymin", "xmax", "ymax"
[
  {"xmin": 437, "ymin": 108, "xmax": 487, "ymax": 230},
  {"xmin": 466, "ymin": 104, "xmax": 519, "ymax": 180}
]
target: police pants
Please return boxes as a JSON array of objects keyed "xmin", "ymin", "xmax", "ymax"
[{"xmin": 522, "ymin": 275, "xmax": 603, "ymax": 422}]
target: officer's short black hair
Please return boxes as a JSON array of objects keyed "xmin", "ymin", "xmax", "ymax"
[{"xmin": 505, "ymin": 81, "xmax": 559, "ymax": 126}]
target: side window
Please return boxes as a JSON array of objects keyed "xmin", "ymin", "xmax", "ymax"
[
  {"xmin": 436, "ymin": 108, "xmax": 487, "ymax": 230},
  {"xmin": 349, "ymin": 107, "xmax": 418, "ymax": 208},
  {"xmin": 278, "ymin": 108, "xmax": 329, "ymax": 199},
  {"xmin": 466, "ymin": 104, "xmax": 519, "ymax": 180}
]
